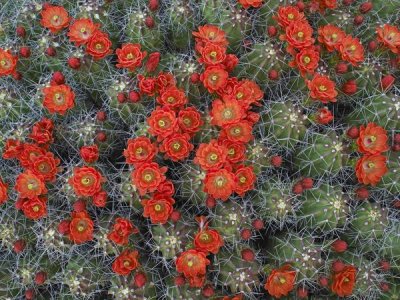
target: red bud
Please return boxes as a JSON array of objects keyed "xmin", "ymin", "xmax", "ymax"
[
  {"xmin": 252, "ymin": 219, "xmax": 264, "ymax": 230},
  {"xmin": 380, "ymin": 75, "xmax": 395, "ymax": 91},
  {"xmin": 355, "ymin": 187, "xmax": 369, "ymax": 200},
  {"xmin": 19, "ymin": 46, "xmax": 31, "ymax": 58},
  {"xmin": 360, "ymin": 2, "xmax": 373, "ymax": 13},
  {"xmin": 190, "ymin": 73, "xmax": 200, "ymax": 83},
  {"xmin": 335, "ymin": 62, "xmax": 348, "ymax": 74},
  {"xmin": 68, "ymin": 57, "xmax": 81, "ymax": 69},
  {"xmin": 96, "ymin": 131, "xmax": 107, "ymax": 142},
  {"xmin": 268, "ymin": 69, "xmax": 279, "ymax": 80},
  {"xmin": 379, "ymin": 260, "xmax": 390, "ymax": 271},
  {"xmin": 73, "ymin": 200, "xmax": 86, "ymax": 212},
  {"xmin": 51, "ymin": 71, "xmax": 65, "ymax": 85},
  {"xmin": 368, "ymin": 40, "xmax": 377, "ymax": 52},
  {"xmin": 292, "ymin": 183, "xmax": 303, "ymax": 195},
  {"xmin": 96, "ymin": 111, "xmax": 107, "ymax": 122},
  {"xmin": 202, "ymin": 284, "xmax": 215, "ymax": 298},
  {"xmin": 270, "ymin": 155, "xmax": 282, "ymax": 167},
  {"xmin": 240, "ymin": 228, "xmax": 252, "ymax": 240},
  {"xmin": 16, "ymin": 26, "xmax": 26, "ymax": 38},
  {"xmin": 148, "ymin": 0, "xmax": 159, "ymax": 11},
  {"xmin": 117, "ymin": 92, "xmax": 126, "ymax": 103},
  {"xmin": 58, "ymin": 220, "xmax": 71, "ymax": 235},
  {"xmin": 319, "ymin": 276, "xmax": 329, "ymax": 287},
  {"xmin": 45, "ymin": 47, "xmax": 56, "ymax": 57},
  {"xmin": 332, "ymin": 260, "xmax": 345, "ymax": 272},
  {"xmin": 128, "ymin": 91, "xmax": 140, "ymax": 103},
  {"xmin": 297, "ymin": 287, "xmax": 308, "ymax": 299},
  {"xmin": 174, "ymin": 275, "xmax": 186, "ymax": 286},
  {"xmin": 241, "ymin": 248, "xmax": 255, "ymax": 262},
  {"xmin": 145, "ymin": 16, "xmax": 155, "ymax": 28},
  {"xmin": 145, "ymin": 52, "xmax": 160, "ymax": 72},
  {"xmin": 267, "ymin": 26, "xmax": 277, "ymax": 37},
  {"xmin": 25, "ymin": 289, "xmax": 35, "ymax": 300},
  {"xmin": 301, "ymin": 178, "xmax": 314, "ymax": 190},
  {"xmin": 170, "ymin": 210, "xmax": 181, "ymax": 222},
  {"xmin": 133, "ymin": 272, "xmax": 147, "ymax": 288},
  {"xmin": 205, "ymin": 197, "xmax": 216, "ymax": 208},
  {"xmin": 342, "ymin": 80, "xmax": 357, "ymax": 95},
  {"xmin": 347, "ymin": 126, "xmax": 359, "ymax": 139},
  {"xmin": 332, "ymin": 240, "xmax": 348, "ymax": 253},
  {"xmin": 35, "ymin": 271, "xmax": 47, "ymax": 285},
  {"xmin": 13, "ymin": 239, "xmax": 26, "ymax": 253},
  {"xmin": 353, "ymin": 15, "xmax": 364, "ymax": 26}
]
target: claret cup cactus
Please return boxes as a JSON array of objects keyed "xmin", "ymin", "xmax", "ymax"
[{"xmin": 0, "ymin": 0, "xmax": 399, "ymax": 299}]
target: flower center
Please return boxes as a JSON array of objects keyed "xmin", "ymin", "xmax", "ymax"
[
  {"xmin": 344, "ymin": 277, "xmax": 350, "ymax": 283},
  {"xmin": 143, "ymin": 173, "xmax": 154, "ymax": 182},
  {"xmin": 368, "ymin": 162, "xmax": 375, "ymax": 168},
  {"xmin": 123, "ymin": 260, "xmax": 131, "ymax": 267},
  {"xmin": 183, "ymin": 118, "xmax": 191, "ymax": 125},
  {"xmin": 209, "ymin": 51, "xmax": 217, "ymax": 58},
  {"xmin": 216, "ymin": 177, "xmax": 225, "ymax": 187},
  {"xmin": 319, "ymin": 85, "xmax": 327, "ymax": 91},
  {"xmin": 279, "ymin": 277, "xmax": 286, "ymax": 284},
  {"xmin": 236, "ymin": 92, "xmax": 243, "ymax": 99},
  {"xmin": 303, "ymin": 56, "xmax": 311, "ymax": 64},
  {"xmin": 287, "ymin": 13, "xmax": 294, "ymax": 20},
  {"xmin": 167, "ymin": 96, "xmax": 175, "ymax": 103},
  {"xmin": 27, "ymin": 182, "xmax": 37, "ymax": 190},
  {"xmin": 187, "ymin": 260, "xmax": 194, "ymax": 267},
  {"xmin": 136, "ymin": 147, "xmax": 143, "ymax": 155},
  {"xmin": 208, "ymin": 32, "xmax": 215, "ymax": 39},
  {"xmin": 80, "ymin": 27, "xmax": 86, "ymax": 33},
  {"xmin": 233, "ymin": 128, "xmax": 241, "ymax": 134},
  {"xmin": 350, "ymin": 45, "xmax": 356, "ymax": 51},
  {"xmin": 81, "ymin": 177, "xmax": 91, "ymax": 186},
  {"xmin": 32, "ymin": 205, "xmax": 40, "ymax": 212},
  {"xmin": 172, "ymin": 142, "xmax": 181, "ymax": 150},
  {"xmin": 297, "ymin": 31, "xmax": 304, "ymax": 38},
  {"xmin": 228, "ymin": 148, "xmax": 235, "ymax": 155},
  {"xmin": 223, "ymin": 109, "xmax": 233, "ymax": 119},
  {"xmin": 77, "ymin": 225, "xmax": 85, "ymax": 232},
  {"xmin": 154, "ymin": 204, "xmax": 162, "ymax": 211},
  {"xmin": 200, "ymin": 232, "xmax": 210, "ymax": 241},
  {"xmin": 95, "ymin": 43, "xmax": 103, "ymax": 50},
  {"xmin": 126, "ymin": 53, "xmax": 134, "ymax": 59},
  {"xmin": 331, "ymin": 33, "xmax": 338, "ymax": 40},
  {"xmin": 53, "ymin": 93, "xmax": 65, "ymax": 105},
  {"xmin": 211, "ymin": 75, "xmax": 218, "ymax": 81},
  {"xmin": 239, "ymin": 176, "xmax": 246, "ymax": 183},
  {"xmin": 0, "ymin": 59, "xmax": 7, "ymax": 67},
  {"xmin": 158, "ymin": 120, "xmax": 166, "ymax": 127},
  {"xmin": 209, "ymin": 153, "xmax": 218, "ymax": 161}
]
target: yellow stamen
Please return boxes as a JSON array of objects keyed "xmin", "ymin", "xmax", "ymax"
[
  {"xmin": 154, "ymin": 204, "xmax": 162, "ymax": 211},
  {"xmin": 319, "ymin": 85, "xmax": 327, "ymax": 91},
  {"xmin": 288, "ymin": 13, "xmax": 294, "ymax": 20},
  {"xmin": 297, "ymin": 31, "xmax": 304, "ymax": 38},
  {"xmin": 303, "ymin": 56, "xmax": 311, "ymax": 64}
]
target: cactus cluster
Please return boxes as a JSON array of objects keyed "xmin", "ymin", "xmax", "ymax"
[{"xmin": 0, "ymin": 0, "xmax": 399, "ymax": 299}]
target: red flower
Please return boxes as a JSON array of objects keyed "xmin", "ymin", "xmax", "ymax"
[
  {"xmin": 357, "ymin": 123, "xmax": 389, "ymax": 154},
  {"xmin": 194, "ymin": 228, "xmax": 224, "ymax": 254},
  {"xmin": 178, "ymin": 107, "xmax": 203, "ymax": 135},
  {"xmin": 157, "ymin": 180, "xmax": 175, "ymax": 196},
  {"xmin": 0, "ymin": 48, "xmax": 18, "ymax": 77},
  {"xmin": 69, "ymin": 166, "xmax": 105, "ymax": 197},
  {"xmin": 0, "ymin": 178, "xmax": 8, "ymax": 205},
  {"xmin": 156, "ymin": 72, "xmax": 176, "ymax": 93},
  {"xmin": 274, "ymin": 6, "xmax": 305, "ymax": 28},
  {"xmin": 338, "ymin": 35, "xmax": 364, "ymax": 66},
  {"xmin": 234, "ymin": 165, "xmax": 256, "ymax": 196},
  {"xmin": 131, "ymin": 162, "xmax": 167, "ymax": 195},
  {"xmin": 93, "ymin": 190, "xmax": 107, "ymax": 207},
  {"xmin": 116, "ymin": 43, "xmax": 147, "ymax": 71},
  {"xmin": 220, "ymin": 139, "xmax": 247, "ymax": 164},
  {"xmin": 69, "ymin": 210, "xmax": 94, "ymax": 244},
  {"xmin": 194, "ymin": 140, "xmax": 228, "ymax": 171},
  {"xmin": 67, "ymin": 18, "xmax": 99, "ymax": 46},
  {"xmin": 211, "ymin": 98, "xmax": 245, "ymax": 127},
  {"xmin": 355, "ymin": 154, "xmax": 388, "ymax": 186},
  {"xmin": 306, "ymin": 74, "xmax": 337, "ymax": 103},
  {"xmin": 204, "ymin": 168, "xmax": 236, "ymax": 201},
  {"xmin": 123, "ymin": 137, "xmax": 157, "ymax": 165},
  {"xmin": 231, "ymin": 79, "xmax": 264, "ymax": 109},
  {"xmin": 281, "ymin": 20, "xmax": 315, "ymax": 50},
  {"xmin": 80, "ymin": 145, "xmax": 99, "ymax": 163},
  {"xmin": 2, "ymin": 139, "xmax": 23, "ymax": 160},
  {"xmin": 237, "ymin": 0, "xmax": 263, "ymax": 8},
  {"xmin": 264, "ymin": 264, "xmax": 296, "ymax": 299},
  {"xmin": 138, "ymin": 74, "xmax": 157, "ymax": 96},
  {"xmin": 31, "ymin": 152, "xmax": 60, "ymax": 182},
  {"xmin": 200, "ymin": 65, "xmax": 229, "ymax": 93},
  {"xmin": 192, "ymin": 25, "xmax": 229, "ymax": 53},
  {"xmin": 317, "ymin": 0, "xmax": 337, "ymax": 12},
  {"xmin": 317, "ymin": 25, "xmax": 346, "ymax": 52},
  {"xmin": 316, "ymin": 107, "xmax": 333, "ymax": 124},
  {"xmin": 40, "ymin": 5, "xmax": 70, "ymax": 33},
  {"xmin": 112, "ymin": 249, "xmax": 140, "ymax": 276},
  {"xmin": 86, "ymin": 31, "xmax": 113, "ymax": 60},
  {"xmin": 17, "ymin": 143, "xmax": 46, "ymax": 168},
  {"xmin": 145, "ymin": 52, "xmax": 161, "ymax": 72},
  {"xmin": 223, "ymin": 54, "xmax": 239, "ymax": 72},
  {"xmin": 377, "ymin": 24, "xmax": 400, "ymax": 54},
  {"xmin": 42, "ymin": 84, "xmax": 75, "ymax": 115},
  {"xmin": 157, "ymin": 86, "xmax": 188, "ymax": 109},
  {"xmin": 18, "ymin": 197, "xmax": 47, "ymax": 220},
  {"xmin": 108, "ymin": 217, "xmax": 136, "ymax": 245},
  {"xmin": 188, "ymin": 274, "xmax": 206, "ymax": 288},
  {"xmin": 147, "ymin": 106, "xmax": 178, "ymax": 141},
  {"xmin": 15, "ymin": 170, "xmax": 47, "ymax": 199},
  {"xmin": 176, "ymin": 249, "xmax": 210, "ymax": 278},
  {"xmin": 29, "ymin": 118, "xmax": 54, "ymax": 145},
  {"xmin": 331, "ymin": 265, "xmax": 357, "ymax": 297},
  {"xmin": 198, "ymin": 42, "xmax": 226, "ymax": 65},
  {"xmin": 290, "ymin": 46, "xmax": 320, "ymax": 77},
  {"xmin": 159, "ymin": 133, "xmax": 193, "ymax": 161},
  {"xmin": 221, "ymin": 121, "xmax": 254, "ymax": 143},
  {"xmin": 142, "ymin": 193, "xmax": 175, "ymax": 224}
]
